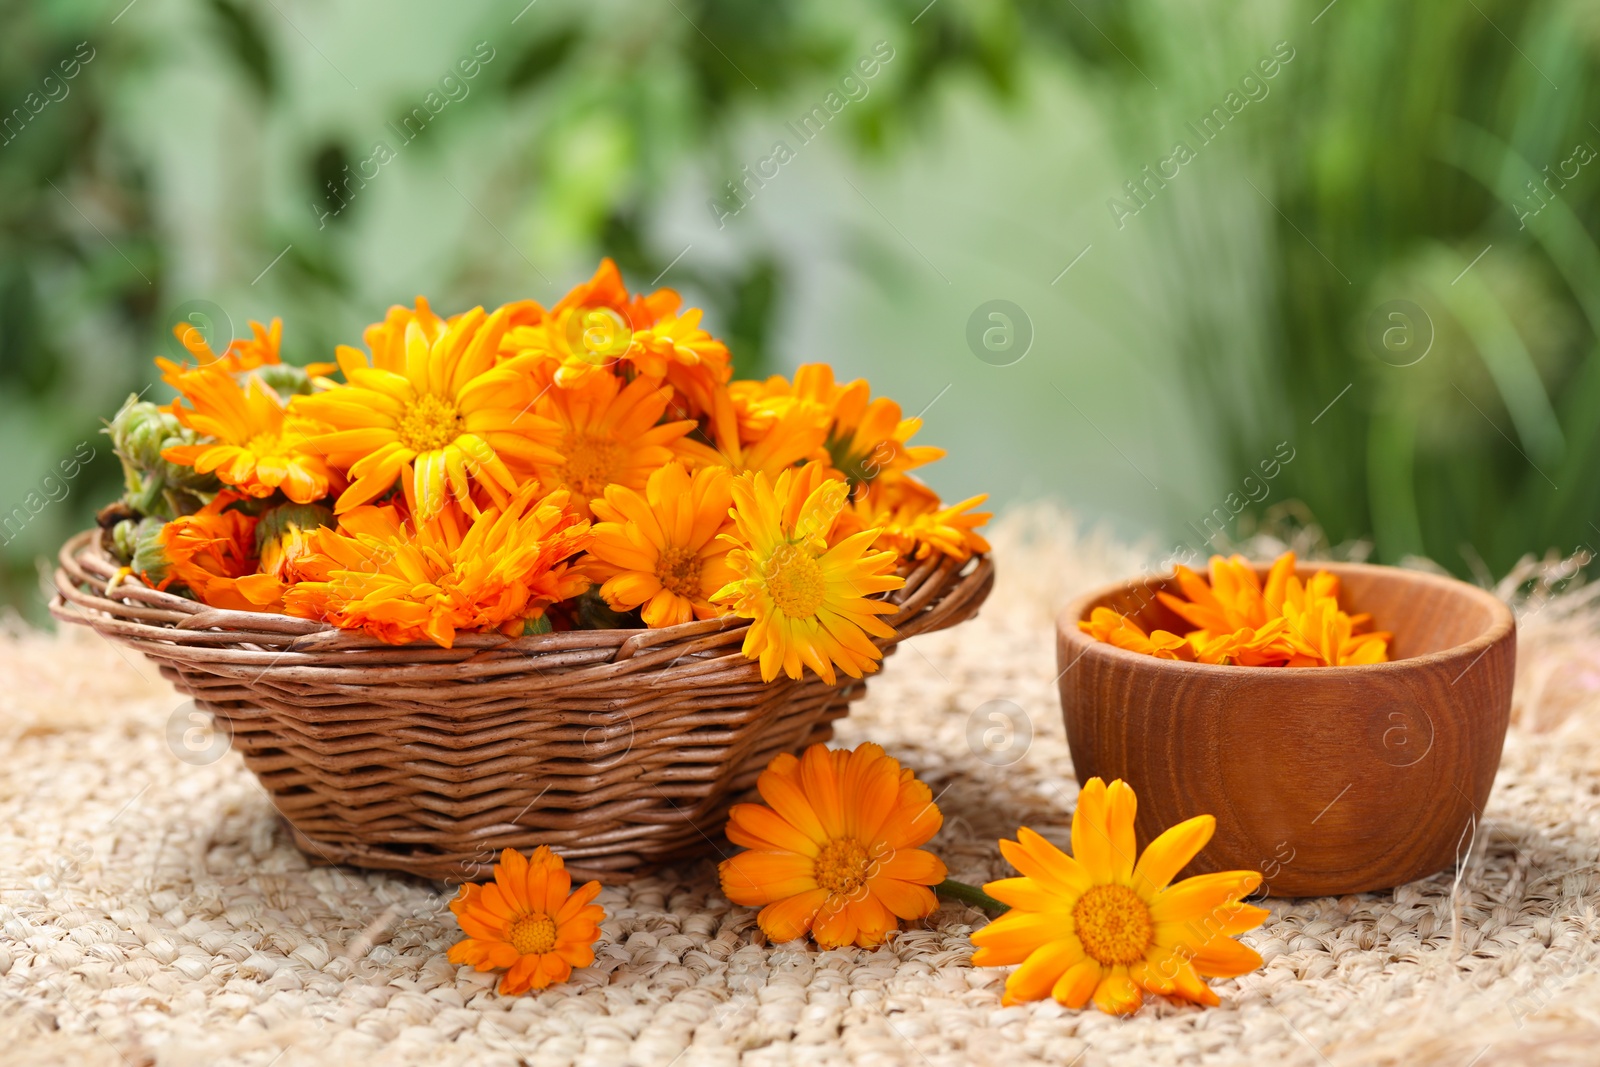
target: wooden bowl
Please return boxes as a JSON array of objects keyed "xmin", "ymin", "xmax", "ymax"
[{"xmin": 1056, "ymin": 561, "xmax": 1515, "ymax": 897}]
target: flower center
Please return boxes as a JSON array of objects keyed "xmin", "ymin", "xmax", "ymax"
[
  {"xmin": 655, "ymin": 545, "xmax": 703, "ymax": 595},
  {"xmin": 396, "ymin": 393, "xmax": 462, "ymax": 454},
  {"xmin": 244, "ymin": 431, "xmax": 282, "ymax": 455},
  {"xmin": 765, "ymin": 543, "xmax": 826, "ymax": 618},
  {"xmin": 814, "ymin": 837, "xmax": 872, "ymax": 897},
  {"xmin": 507, "ymin": 913, "xmax": 558, "ymax": 956},
  {"xmin": 560, "ymin": 432, "xmax": 626, "ymax": 498},
  {"xmin": 1072, "ymin": 884, "xmax": 1154, "ymax": 966}
]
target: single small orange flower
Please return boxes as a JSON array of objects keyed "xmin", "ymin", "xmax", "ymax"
[
  {"xmin": 529, "ymin": 364, "xmax": 697, "ymax": 518},
  {"xmin": 972, "ymin": 778, "xmax": 1269, "ymax": 1014},
  {"xmin": 688, "ymin": 384, "xmax": 831, "ymax": 477},
  {"xmin": 159, "ymin": 316, "xmax": 336, "ymax": 392},
  {"xmin": 627, "ymin": 307, "xmax": 733, "ymax": 420},
  {"xmin": 160, "ymin": 365, "xmax": 337, "ymax": 504},
  {"xmin": 158, "ymin": 497, "xmax": 286, "ymax": 612},
  {"xmin": 448, "ymin": 846, "xmax": 605, "ymax": 995},
  {"xmin": 498, "ymin": 258, "xmax": 682, "ymax": 388},
  {"xmin": 585, "ymin": 461, "xmax": 738, "ymax": 627},
  {"xmin": 720, "ymin": 742, "xmax": 947, "ymax": 949},
  {"xmin": 837, "ymin": 471, "xmax": 991, "ymax": 563},
  {"xmin": 283, "ymin": 483, "xmax": 591, "ymax": 647},
  {"xmin": 771, "ymin": 364, "xmax": 945, "ymax": 486},
  {"xmin": 1077, "ymin": 607, "xmax": 1191, "ymax": 660}
]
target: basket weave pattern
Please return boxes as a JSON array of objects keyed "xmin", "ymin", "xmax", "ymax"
[{"xmin": 52, "ymin": 530, "xmax": 992, "ymax": 883}]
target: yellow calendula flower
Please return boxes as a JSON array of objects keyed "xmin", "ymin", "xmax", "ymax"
[
  {"xmin": 713, "ymin": 466, "xmax": 904, "ymax": 684},
  {"xmin": 293, "ymin": 306, "xmax": 561, "ymax": 522},
  {"xmin": 972, "ymin": 778, "xmax": 1268, "ymax": 1014},
  {"xmin": 585, "ymin": 461, "xmax": 737, "ymax": 628},
  {"xmin": 719, "ymin": 742, "xmax": 946, "ymax": 949},
  {"xmin": 498, "ymin": 257, "xmax": 682, "ymax": 388}
]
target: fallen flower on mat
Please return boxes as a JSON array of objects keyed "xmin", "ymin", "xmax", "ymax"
[
  {"xmin": 1080, "ymin": 551, "xmax": 1391, "ymax": 666},
  {"xmin": 718, "ymin": 742, "xmax": 947, "ymax": 949},
  {"xmin": 971, "ymin": 778, "xmax": 1268, "ymax": 1014},
  {"xmin": 448, "ymin": 846, "xmax": 605, "ymax": 995}
]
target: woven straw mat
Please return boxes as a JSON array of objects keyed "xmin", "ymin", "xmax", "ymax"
[{"xmin": 5, "ymin": 505, "xmax": 1600, "ymax": 1067}]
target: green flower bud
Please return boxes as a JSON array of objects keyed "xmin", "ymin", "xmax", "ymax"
[
  {"xmin": 248, "ymin": 364, "xmax": 316, "ymax": 399},
  {"xmin": 254, "ymin": 501, "xmax": 335, "ymax": 556},
  {"xmin": 110, "ymin": 516, "xmax": 171, "ymax": 586},
  {"xmin": 105, "ymin": 394, "xmax": 220, "ymax": 520}
]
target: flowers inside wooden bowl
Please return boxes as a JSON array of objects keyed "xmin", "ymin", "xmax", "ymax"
[{"xmin": 1056, "ymin": 558, "xmax": 1515, "ymax": 897}]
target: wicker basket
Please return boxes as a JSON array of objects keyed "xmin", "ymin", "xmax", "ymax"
[{"xmin": 51, "ymin": 530, "xmax": 993, "ymax": 883}]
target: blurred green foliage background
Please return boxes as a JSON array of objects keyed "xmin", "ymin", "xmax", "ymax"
[{"xmin": 3, "ymin": 0, "xmax": 1599, "ymax": 617}]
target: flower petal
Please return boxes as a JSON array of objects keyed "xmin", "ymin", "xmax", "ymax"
[
  {"xmin": 1000, "ymin": 938, "xmax": 1084, "ymax": 1006},
  {"xmin": 1130, "ymin": 815, "xmax": 1215, "ymax": 900}
]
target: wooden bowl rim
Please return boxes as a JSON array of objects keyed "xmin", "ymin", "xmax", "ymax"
[{"xmin": 1056, "ymin": 559, "xmax": 1515, "ymax": 677}]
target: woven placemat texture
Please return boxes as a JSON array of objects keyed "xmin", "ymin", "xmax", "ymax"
[{"xmin": 5, "ymin": 508, "xmax": 1600, "ymax": 1067}]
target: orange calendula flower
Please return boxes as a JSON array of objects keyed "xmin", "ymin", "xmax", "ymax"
[
  {"xmin": 1077, "ymin": 607, "xmax": 1191, "ymax": 660},
  {"xmin": 448, "ymin": 846, "xmax": 605, "ymax": 995},
  {"xmin": 765, "ymin": 365, "xmax": 945, "ymax": 486},
  {"xmin": 293, "ymin": 306, "xmax": 561, "ymax": 522},
  {"xmin": 972, "ymin": 778, "xmax": 1268, "ymax": 1014},
  {"xmin": 159, "ymin": 317, "xmax": 337, "ymax": 392},
  {"xmin": 713, "ymin": 467, "xmax": 905, "ymax": 684},
  {"xmin": 159, "ymin": 498, "xmax": 286, "ymax": 612},
  {"xmin": 837, "ymin": 471, "xmax": 991, "ymax": 563},
  {"xmin": 690, "ymin": 384, "xmax": 830, "ymax": 477},
  {"xmin": 341, "ymin": 297, "xmax": 451, "ymax": 375},
  {"xmin": 530, "ymin": 364, "xmax": 697, "ymax": 518},
  {"xmin": 160, "ymin": 365, "xmax": 337, "ymax": 504},
  {"xmin": 499, "ymin": 258, "xmax": 682, "ymax": 388},
  {"xmin": 1273, "ymin": 558, "xmax": 1391, "ymax": 665},
  {"xmin": 283, "ymin": 483, "xmax": 591, "ymax": 647},
  {"xmin": 585, "ymin": 461, "xmax": 737, "ymax": 627},
  {"xmin": 719, "ymin": 742, "xmax": 947, "ymax": 949},
  {"xmin": 627, "ymin": 308, "xmax": 734, "ymax": 420}
]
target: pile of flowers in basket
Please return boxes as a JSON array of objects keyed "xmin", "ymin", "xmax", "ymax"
[{"xmin": 103, "ymin": 260, "xmax": 989, "ymax": 682}]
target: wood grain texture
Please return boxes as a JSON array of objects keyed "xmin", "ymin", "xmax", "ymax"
[
  {"xmin": 52, "ymin": 530, "xmax": 993, "ymax": 884},
  {"xmin": 1056, "ymin": 561, "xmax": 1515, "ymax": 897}
]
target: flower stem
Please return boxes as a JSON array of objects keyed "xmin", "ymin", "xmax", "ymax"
[{"xmin": 934, "ymin": 878, "xmax": 1008, "ymax": 916}]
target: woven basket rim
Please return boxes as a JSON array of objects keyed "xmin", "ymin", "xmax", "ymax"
[{"xmin": 51, "ymin": 528, "xmax": 995, "ymax": 687}]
